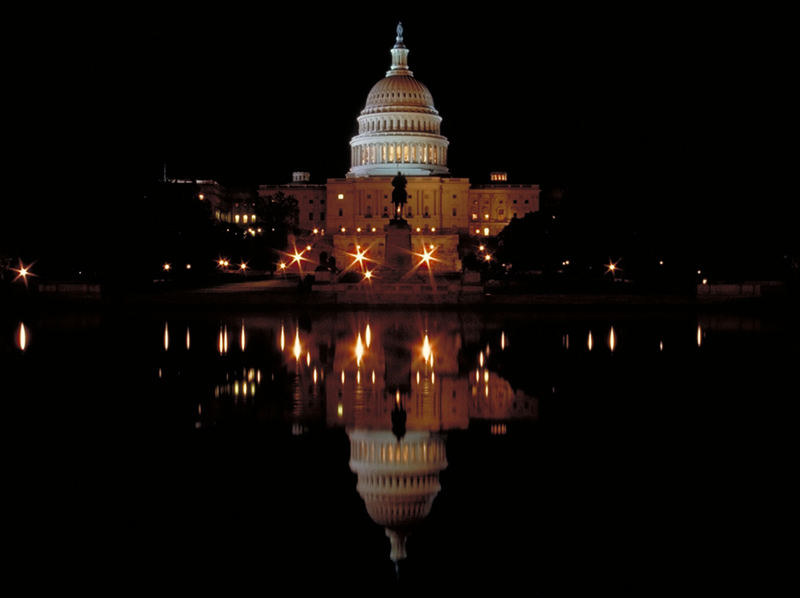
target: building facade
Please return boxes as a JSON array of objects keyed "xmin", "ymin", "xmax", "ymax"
[{"xmin": 191, "ymin": 25, "xmax": 540, "ymax": 272}]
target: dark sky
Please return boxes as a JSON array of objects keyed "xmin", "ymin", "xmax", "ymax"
[{"xmin": 3, "ymin": 5, "xmax": 795, "ymax": 253}]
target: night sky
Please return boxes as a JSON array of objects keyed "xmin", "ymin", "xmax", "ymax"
[{"xmin": 2, "ymin": 6, "xmax": 795, "ymax": 267}]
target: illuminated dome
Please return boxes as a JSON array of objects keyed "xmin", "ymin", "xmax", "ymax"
[
  {"xmin": 348, "ymin": 429, "xmax": 448, "ymax": 567},
  {"xmin": 347, "ymin": 23, "xmax": 450, "ymax": 178}
]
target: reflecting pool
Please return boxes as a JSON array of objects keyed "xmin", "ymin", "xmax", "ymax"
[{"xmin": 2, "ymin": 308, "xmax": 796, "ymax": 592}]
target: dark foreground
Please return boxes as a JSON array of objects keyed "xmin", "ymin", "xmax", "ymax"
[{"xmin": 2, "ymin": 304, "xmax": 796, "ymax": 593}]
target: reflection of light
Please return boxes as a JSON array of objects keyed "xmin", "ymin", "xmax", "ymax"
[
  {"xmin": 396, "ymin": 389, "xmax": 401, "ymax": 405},
  {"xmin": 16, "ymin": 322, "xmax": 28, "ymax": 352},
  {"xmin": 371, "ymin": 370, "xmax": 376, "ymax": 384},
  {"xmin": 422, "ymin": 334, "xmax": 431, "ymax": 362},
  {"xmin": 357, "ymin": 370, "xmax": 361, "ymax": 385},
  {"xmin": 218, "ymin": 326, "xmax": 229, "ymax": 354},
  {"xmin": 416, "ymin": 371, "xmax": 420, "ymax": 384},
  {"xmin": 659, "ymin": 340, "xmax": 664, "ymax": 352},
  {"xmin": 306, "ymin": 351, "xmax": 311, "ymax": 367},
  {"xmin": 356, "ymin": 332, "xmax": 365, "ymax": 365},
  {"xmin": 280, "ymin": 324, "xmax": 285, "ymax": 351},
  {"xmin": 240, "ymin": 323, "xmax": 246, "ymax": 351},
  {"xmin": 338, "ymin": 403, "xmax": 344, "ymax": 417},
  {"xmin": 588, "ymin": 331, "xmax": 593, "ymax": 351},
  {"xmin": 501, "ymin": 331, "xmax": 505, "ymax": 350},
  {"xmin": 431, "ymin": 372, "xmax": 435, "ymax": 385},
  {"xmin": 608, "ymin": 327, "xmax": 616, "ymax": 352},
  {"xmin": 475, "ymin": 369, "xmax": 480, "ymax": 383},
  {"xmin": 186, "ymin": 327, "xmax": 190, "ymax": 350},
  {"xmin": 365, "ymin": 324, "xmax": 371, "ymax": 348},
  {"xmin": 697, "ymin": 324, "xmax": 702, "ymax": 348},
  {"xmin": 293, "ymin": 330, "xmax": 302, "ymax": 360},
  {"xmin": 341, "ymin": 370, "xmax": 346, "ymax": 384},
  {"xmin": 479, "ymin": 351, "xmax": 484, "ymax": 367},
  {"xmin": 163, "ymin": 323, "xmax": 169, "ymax": 351},
  {"xmin": 313, "ymin": 368, "xmax": 318, "ymax": 384}
]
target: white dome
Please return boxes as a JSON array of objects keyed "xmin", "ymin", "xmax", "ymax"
[{"xmin": 347, "ymin": 24, "xmax": 450, "ymax": 178}]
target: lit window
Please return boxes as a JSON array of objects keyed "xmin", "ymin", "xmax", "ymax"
[
  {"xmin": 243, "ymin": 215, "xmax": 249, "ymax": 223},
  {"xmin": 483, "ymin": 227, "xmax": 490, "ymax": 236},
  {"xmin": 484, "ymin": 214, "xmax": 490, "ymax": 220},
  {"xmin": 234, "ymin": 214, "xmax": 240, "ymax": 223},
  {"xmin": 471, "ymin": 213, "xmax": 478, "ymax": 221},
  {"xmin": 338, "ymin": 193, "xmax": 344, "ymax": 200}
]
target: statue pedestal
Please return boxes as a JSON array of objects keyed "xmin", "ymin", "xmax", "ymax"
[{"xmin": 385, "ymin": 219, "xmax": 412, "ymax": 280}]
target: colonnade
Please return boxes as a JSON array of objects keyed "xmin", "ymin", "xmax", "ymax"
[{"xmin": 352, "ymin": 142, "xmax": 447, "ymax": 167}]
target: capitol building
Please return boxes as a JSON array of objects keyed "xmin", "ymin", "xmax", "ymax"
[{"xmin": 201, "ymin": 24, "xmax": 540, "ymax": 272}]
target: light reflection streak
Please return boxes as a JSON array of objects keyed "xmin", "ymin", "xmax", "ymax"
[
  {"xmin": 17, "ymin": 322, "xmax": 28, "ymax": 352},
  {"xmin": 356, "ymin": 332, "xmax": 365, "ymax": 365},
  {"xmin": 163, "ymin": 323, "xmax": 169, "ymax": 351},
  {"xmin": 293, "ymin": 330, "xmax": 302, "ymax": 360}
]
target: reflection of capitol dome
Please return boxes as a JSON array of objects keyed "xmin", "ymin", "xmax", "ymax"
[
  {"xmin": 347, "ymin": 23, "xmax": 450, "ymax": 178},
  {"xmin": 348, "ymin": 429, "xmax": 447, "ymax": 566}
]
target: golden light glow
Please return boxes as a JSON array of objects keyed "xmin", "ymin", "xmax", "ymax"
[
  {"xmin": 163, "ymin": 262, "xmax": 171, "ymax": 271},
  {"xmin": 355, "ymin": 332, "xmax": 364, "ymax": 365},
  {"xmin": 240, "ymin": 323, "xmax": 247, "ymax": 351},
  {"xmin": 306, "ymin": 351, "xmax": 311, "ymax": 367},
  {"xmin": 371, "ymin": 370, "xmax": 376, "ymax": 384},
  {"xmin": 422, "ymin": 334, "xmax": 431, "ymax": 362},
  {"xmin": 337, "ymin": 403, "xmax": 344, "ymax": 417},
  {"xmin": 163, "ymin": 323, "xmax": 169, "ymax": 351},
  {"xmin": 341, "ymin": 370, "xmax": 346, "ymax": 384},
  {"xmin": 338, "ymin": 193, "xmax": 344, "ymax": 199},
  {"xmin": 239, "ymin": 262, "xmax": 248, "ymax": 271},
  {"xmin": 218, "ymin": 325, "xmax": 229, "ymax": 355},
  {"xmin": 293, "ymin": 330, "xmax": 302, "ymax": 360},
  {"xmin": 479, "ymin": 351, "xmax": 484, "ymax": 367},
  {"xmin": 12, "ymin": 259, "xmax": 37, "ymax": 287},
  {"xmin": 279, "ymin": 262, "xmax": 287, "ymax": 270},
  {"xmin": 587, "ymin": 331, "xmax": 593, "ymax": 351},
  {"xmin": 365, "ymin": 324, "xmax": 372, "ymax": 348},
  {"xmin": 185, "ymin": 327, "xmax": 191, "ymax": 350},
  {"xmin": 608, "ymin": 326, "xmax": 616, "ymax": 352},
  {"xmin": 697, "ymin": 324, "xmax": 703, "ymax": 348},
  {"xmin": 501, "ymin": 331, "xmax": 506, "ymax": 350},
  {"xmin": 605, "ymin": 259, "xmax": 622, "ymax": 275},
  {"xmin": 280, "ymin": 324, "xmax": 285, "ymax": 351},
  {"xmin": 483, "ymin": 227, "xmax": 490, "ymax": 236},
  {"xmin": 313, "ymin": 368, "xmax": 318, "ymax": 384},
  {"xmin": 16, "ymin": 322, "xmax": 28, "ymax": 352}
]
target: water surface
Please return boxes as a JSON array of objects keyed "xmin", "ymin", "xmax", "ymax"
[{"xmin": 3, "ymin": 307, "xmax": 795, "ymax": 592}]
